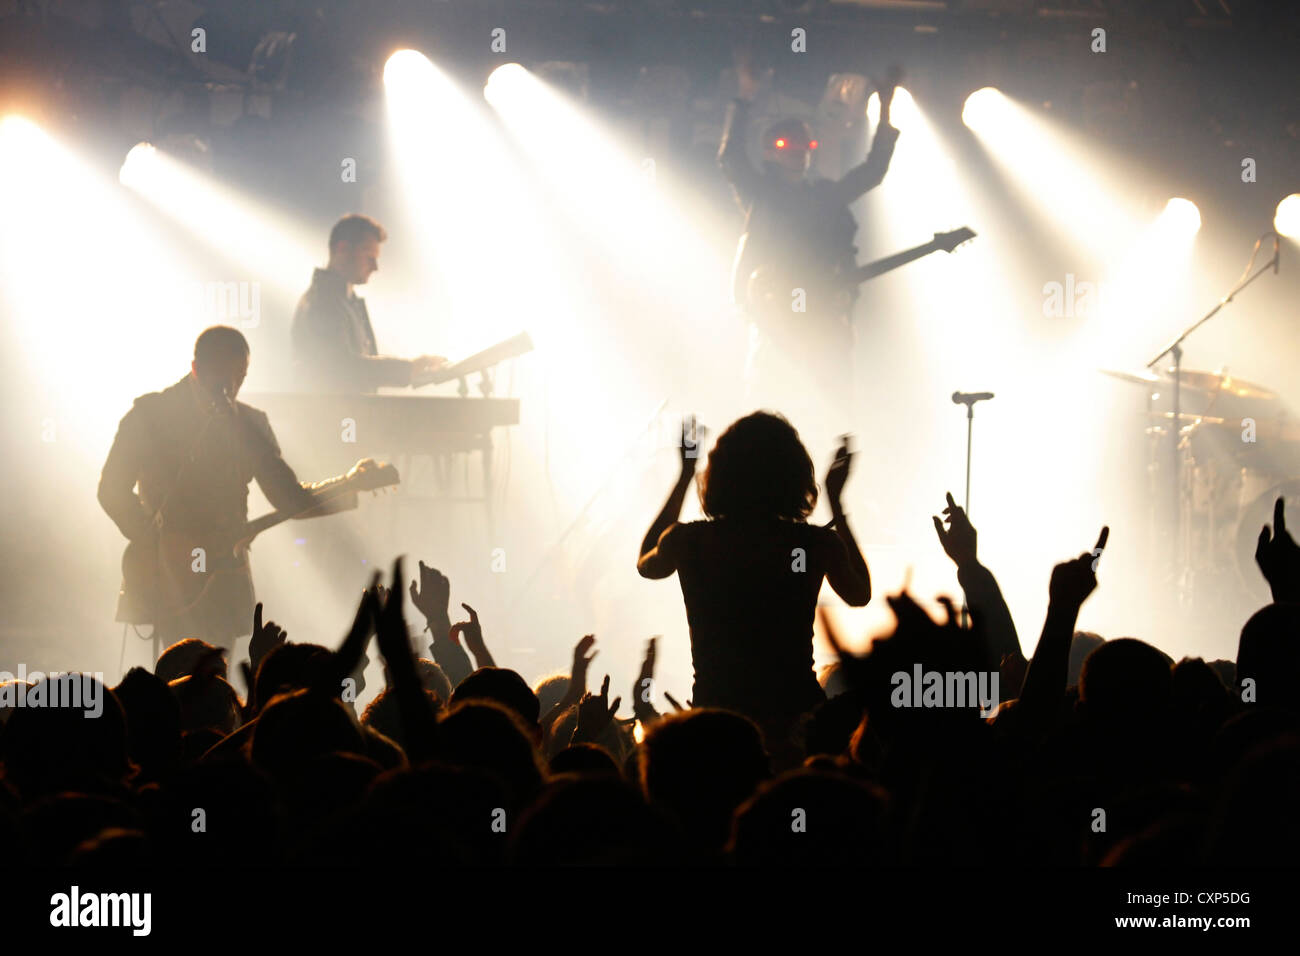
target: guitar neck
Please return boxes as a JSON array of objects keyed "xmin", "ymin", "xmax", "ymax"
[
  {"xmin": 853, "ymin": 240, "xmax": 940, "ymax": 283},
  {"xmin": 241, "ymin": 476, "xmax": 360, "ymax": 544}
]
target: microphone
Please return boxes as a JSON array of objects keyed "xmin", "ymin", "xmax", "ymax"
[
  {"xmin": 215, "ymin": 384, "xmax": 236, "ymax": 414},
  {"xmin": 952, "ymin": 391, "xmax": 994, "ymax": 406}
]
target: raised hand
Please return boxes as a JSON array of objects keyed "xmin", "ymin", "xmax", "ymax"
[
  {"xmin": 375, "ymin": 560, "xmax": 410, "ymax": 664},
  {"xmin": 574, "ymin": 674, "xmax": 621, "ymax": 744},
  {"xmin": 540, "ymin": 634, "xmax": 600, "ymax": 747},
  {"xmin": 680, "ymin": 415, "xmax": 707, "ymax": 476},
  {"xmin": 249, "ymin": 602, "xmax": 287, "ymax": 674},
  {"xmin": 408, "ymin": 560, "xmax": 451, "ymax": 631},
  {"xmin": 632, "ymin": 637, "xmax": 659, "ymax": 723},
  {"xmin": 571, "ymin": 634, "xmax": 597, "ymax": 696},
  {"xmin": 932, "ymin": 491, "xmax": 977, "ymax": 568},
  {"xmin": 1256, "ymin": 497, "xmax": 1300, "ymax": 603},
  {"xmin": 825, "ymin": 436, "xmax": 854, "ymax": 513},
  {"xmin": 305, "ymin": 574, "xmax": 378, "ymax": 700},
  {"xmin": 376, "ymin": 557, "xmax": 438, "ymax": 759},
  {"xmin": 450, "ymin": 602, "xmax": 494, "ymax": 668},
  {"xmin": 874, "ymin": 65, "xmax": 904, "ymax": 122},
  {"xmin": 1048, "ymin": 526, "xmax": 1109, "ymax": 610}
]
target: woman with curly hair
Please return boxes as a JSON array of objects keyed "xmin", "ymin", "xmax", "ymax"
[{"xmin": 637, "ymin": 412, "xmax": 871, "ymax": 752}]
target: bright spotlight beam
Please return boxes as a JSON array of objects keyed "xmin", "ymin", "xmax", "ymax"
[
  {"xmin": 0, "ymin": 116, "xmax": 210, "ymax": 444},
  {"xmin": 960, "ymin": 86, "xmax": 1144, "ymax": 264},
  {"xmin": 483, "ymin": 62, "xmax": 724, "ymax": 284},
  {"xmin": 119, "ymin": 141, "xmax": 316, "ymax": 295}
]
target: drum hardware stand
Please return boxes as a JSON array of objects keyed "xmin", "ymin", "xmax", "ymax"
[{"xmin": 1144, "ymin": 231, "xmax": 1280, "ymax": 600}]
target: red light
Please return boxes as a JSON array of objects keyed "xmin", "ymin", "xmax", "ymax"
[
  {"xmin": 808, "ymin": 140, "xmax": 818, "ymax": 150},
  {"xmin": 774, "ymin": 138, "xmax": 786, "ymax": 149}
]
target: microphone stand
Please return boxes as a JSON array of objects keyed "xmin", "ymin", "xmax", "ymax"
[
  {"xmin": 1144, "ymin": 232, "xmax": 1280, "ymax": 593},
  {"xmin": 952, "ymin": 391, "xmax": 993, "ymax": 627}
]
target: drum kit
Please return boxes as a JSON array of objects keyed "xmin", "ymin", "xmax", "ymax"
[{"xmin": 1101, "ymin": 365, "xmax": 1300, "ymax": 607}]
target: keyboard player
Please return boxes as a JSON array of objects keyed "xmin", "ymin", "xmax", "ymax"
[{"xmin": 291, "ymin": 214, "xmax": 448, "ymax": 392}]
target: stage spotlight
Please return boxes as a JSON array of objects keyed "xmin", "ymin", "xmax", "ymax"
[
  {"xmin": 961, "ymin": 87, "xmax": 1006, "ymax": 131},
  {"xmin": 118, "ymin": 141, "xmax": 158, "ymax": 186},
  {"xmin": 1159, "ymin": 197, "xmax": 1201, "ymax": 238},
  {"xmin": 484, "ymin": 63, "xmax": 529, "ymax": 103},
  {"xmin": 1275, "ymin": 193, "xmax": 1300, "ymax": 239},
  {"xmin": 383, "ymin": 48, "xmax": 435, "ymax": 91}
]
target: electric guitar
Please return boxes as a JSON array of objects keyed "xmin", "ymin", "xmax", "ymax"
[
  {"xmin": 117, "ymin": 458, "xmax": 399, "ymax": 624},
  {"xmin": 744, "ymin": 226, "xmax": 976, "ymax": 326}
]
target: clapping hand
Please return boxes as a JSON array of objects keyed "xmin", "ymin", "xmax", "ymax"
[
  {"xmin": 680, "ymin": 415, "xmax": 706, "ymax": 477},
  {"xmin": 825, "ymin": 436, "xmax": 853, "ymax": 513},
  {"xmin": 375, "ymin": 560, "xmax": 409, "ymax": 666},
  {"xmin": 409, "ymin": 560, "xmax": 451, "ymax": 633},
  {"xmin": 632, "ymin": 637, "xmax": 659, "ymax": 724}
]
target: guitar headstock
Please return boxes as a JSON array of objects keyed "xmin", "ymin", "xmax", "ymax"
[
  {"xmin": 934, "ymin": 227, "xmax": 976, "ymax": 253},
  {"xmin": 348, "ymin": 458, "xmax": 401, "ymax": 492}
]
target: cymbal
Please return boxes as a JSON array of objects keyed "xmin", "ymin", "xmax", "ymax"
[
  {"xmin": 1166, "ymin": 369, "xmax": 1278, "ymax": 402},
  {"xmin": 1149, "ymin": 411, "xmax": 1227, "ymax": 425},
  {"xmin": 1099, "ymin": 367, "xmax": 1160, "ymax": 387}
]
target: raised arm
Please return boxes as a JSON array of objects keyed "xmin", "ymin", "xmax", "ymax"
[
  {"xmin": 1255, "ymin": 497, "xmax": 1300, "ymax": 604},
  {"xmin": 1017, "ymin": 527, "xmax": 1108, "ymax": 726},
  {"xmin": 821, "ymin": 439, "xmax": 871, "ymax": 606},
  {"xmin": 375, "ymin": 559, "xmax": 439, "ymax": 761},
  {"xmin": 409, "ymin": 560, "xmax": 474, "ymax": 686},
  {"xmin": 932, "ymin": 492, "xmax": 1023, "ymax": 680},
  {"xmin": 450, "ymin": 602, "xmax": 495, "ymax": 669},
  {"xmin": 717, "ymin": 49, "xmax": 764, "ymax": 212},
  {"xmin": 638, "ymin": 417, "xmax": 703, "ymax": 579},
  {"xmin": 830, "ymin": 71, "xmax": 901, "ymax": 208}
]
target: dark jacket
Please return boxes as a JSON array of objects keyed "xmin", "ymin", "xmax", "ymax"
[
  {"xmin": 718, "ymin": 98, "xmax": 899, "ymax": 311},
  {"xmin": 98, "ymin": 375, "xmax": 327, "ymax": 639},
  {"xmin": 290, "ymin": 268, "xmax": 413, "ymax": 393}
]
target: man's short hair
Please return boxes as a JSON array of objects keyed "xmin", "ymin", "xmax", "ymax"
[
  {"xmin": 329, "ymin": 214, "xmax": 387, "ymax": 253},
  {"xmin": 193, "ymin": 326, "xmax": 250, "ymax": 369}
]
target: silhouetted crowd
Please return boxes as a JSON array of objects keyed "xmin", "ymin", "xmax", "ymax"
[{"xmin": 3, "ymin": 411, "xmax": 1299, "ymax": 867}]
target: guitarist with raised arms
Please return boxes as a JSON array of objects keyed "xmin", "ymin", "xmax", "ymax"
[{"xmin": 98, "ymin": 326, "xmax": 397, "ymax": 655}]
